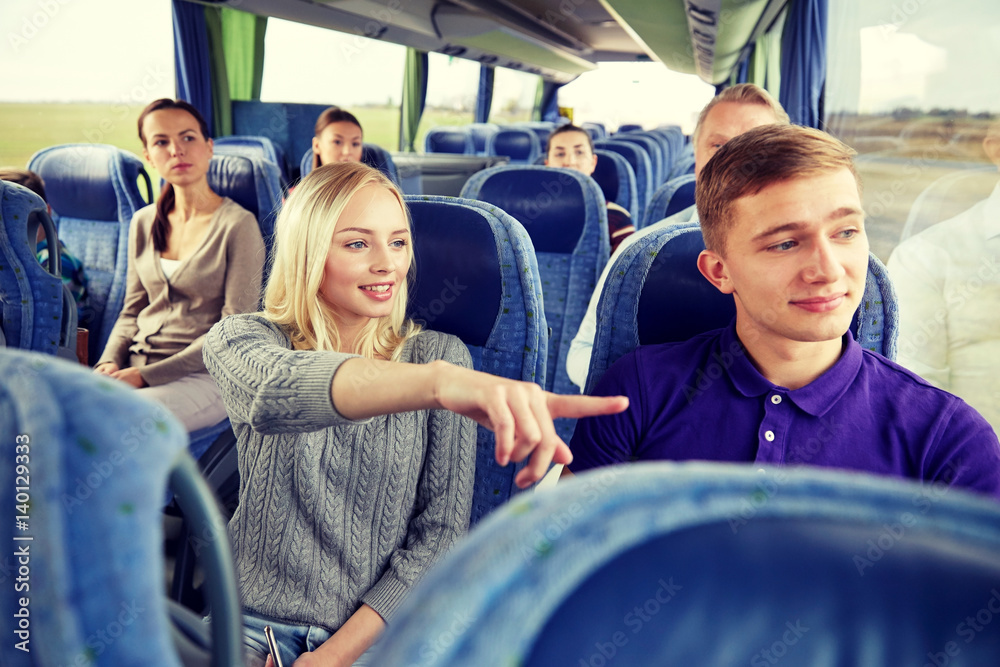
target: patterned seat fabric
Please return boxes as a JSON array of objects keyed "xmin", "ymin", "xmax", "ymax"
[
  {"xmin": 462, "ymin": 166, "xmax": 610, "ymax": 441},
  {"xmin": 643, "ymin": 174, "xmax": 697, "ymax": 228},
  {"xmin": 368, "ymin": 462, "xmax": 1000, "ymax": 665},
  {"xmin": 28, "ymin": 143, "xmax": 151, "ymax": 363},
  {"xmin": 595, "ymin": 139, "xmax": 653, "ymax": 224},
  {"xmin": 592, "ymin": 149, "xmax": 638, "ymax": 220},
  {"xmin": 0, "ymin": 182, "xmax": 72, "ymax": 356},
  {"xmin": 405, "ymin": 195, "xmax": 547, "ymax": 524}
]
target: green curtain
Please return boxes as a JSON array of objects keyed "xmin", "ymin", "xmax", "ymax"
[
  {"xmin": 399, "ymin": 48, "xmax": 428, "ymax": 152},
  {"xmin": 221, "ymin": 7, "xmax": 267, "ymax": 100},
  {"xmin": 203, "ymin": 6, "xmax": 267, "ymax": 137},
  {"xmin": 203, "ymin": 7, "xmax": 231, "ymax": 137}
]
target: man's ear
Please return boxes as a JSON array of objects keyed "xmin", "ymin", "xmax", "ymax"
[{"xmin": 697, "ymin": 248, "xmax": 735, "ymax": 294}]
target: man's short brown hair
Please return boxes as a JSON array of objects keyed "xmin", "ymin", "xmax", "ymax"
[{"xmin": 696, "ymin": 124, "xmax": 861, "ymax": 253}]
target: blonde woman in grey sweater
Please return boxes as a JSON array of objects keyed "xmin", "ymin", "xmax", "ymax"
[{"xmin": 204, "ymin": 162, "xmax": 626, "ymax": 667}]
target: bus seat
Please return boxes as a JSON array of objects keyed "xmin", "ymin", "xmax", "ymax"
[
  {"xmin": 595, "ymin": 139, "xmax": 653, "ymax": 224},
  {"xmin": 405, "ymin": 195, "xmax": 548, "ymax": 524},
  {"xmin": 611, "ymin": 133, "xmax": 665, "ymax": 187},
  {"xmin": 425, "ymin": 127, "xmax": 475, "ymax": 154},
  {"xmin": 461, "ymin": 166, "xmax": 609, "ymax": 441},
  {"xmin": 468, "ymin": 123, "xmax": 501, "ymax": 156},
  {"xmin": 28, "ymin": 143, "xmax": 151, "ymax": 364},
  {"xmin": 592, "ymin": 149, "xmax": 638, "ymax": 220},
  {"xmin": 585, "ymin": 224, "xmax": 898, "ymax": 394},
  {"xmin": 643, "ymin": 174, "xmax": 696, "ymax": 229},
  {"xmin": 213, "ymin": 135, "xmax": 289, "ymax": 185},
  {"xmin": 488, "ymin": 128, "xmax": 541, "ymax": 165},
  {"xmin": 298, "ymin": 144, "xmax": 402, "ymax": 187},
  {"xmin": 0, "ymin": 181, "xmax": 76, "ymax": 358},
  {"xmin": 0, "ymin": 348, "xmax": 243, "ymax": 667},
  {"xmin": 206, "ymin": 154, "xmax": 281, "ymax": 264},
  {"xmin": 581, "ymin": 121, "xmax": 607, "ymax": 141},
  {"xmin": 370, "ymin": 461, "xmax": 1000, "ymax": 666},
  {"xmin": 616, "ymin": 123, "xmax": 644, "ymax": 133},
  {"xmin": 671, "ymin": 153, "xmax": 697, "ymax": 179},
  {"xmin": 517, "ymin": 122, "xmax": 555, "ymax": 150}
]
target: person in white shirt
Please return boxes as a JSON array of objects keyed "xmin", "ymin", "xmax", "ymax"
[
  {"xmin": 565, "ymin": 84, "xmax": 790, "ymax": 390},
  {"xmin": 888, "ymin": 120, "xmax": 1000, "ymax": 434}
]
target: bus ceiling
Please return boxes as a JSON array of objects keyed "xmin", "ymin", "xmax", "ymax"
[{"xmin": 188, "ymin": 0, "xmax": 789, "ymax": 84}]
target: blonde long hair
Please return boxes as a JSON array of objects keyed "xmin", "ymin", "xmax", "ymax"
[{"xmin": 264, "ymin": 162, "xmax": 420, "ymax": 359}]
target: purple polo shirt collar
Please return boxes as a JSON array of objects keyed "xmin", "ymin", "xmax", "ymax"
[{"xmin": 723, "ymin": 322, "xmax": 864, "ymax": 418}]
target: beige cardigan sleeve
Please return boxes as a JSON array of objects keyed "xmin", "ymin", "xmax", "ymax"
[{"xmin": 140, "ymin": 202, "xmax": 265, "ymax": 386}]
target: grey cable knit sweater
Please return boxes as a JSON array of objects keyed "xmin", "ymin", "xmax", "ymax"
[{"xmin": 203, "ymin": 313, "xmax": 477, "ymax": 631}]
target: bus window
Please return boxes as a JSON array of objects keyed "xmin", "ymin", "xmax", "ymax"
[
  {"xmin": 0, "ymin": 0, "xmax": 174, "ymax": 176},
  {"xmin": 260, "ymin": 18, "xmax": 405, "ymax": 151},
  {"xmin": 558, "ymin": 62, "xmax": 714, "ymax": 133},
  {"xmin": 415, "ymin": 53, "xmax": 479, "ymax": 151},
  {"xmin": 826, "ymin": 0, "xmax": 1000, "ymax": 435},
  {"xmin": 488, "ymin": 68, "xmax": 537, "ymax": 126},
  {"xmin": 825, "ymin": 0, "xmax": 1000, "ymax": 263}
]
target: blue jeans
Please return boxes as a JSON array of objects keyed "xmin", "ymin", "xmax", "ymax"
[{"xmin": 243, "ymin": 611, "xmax": 373, "ymax": 667}]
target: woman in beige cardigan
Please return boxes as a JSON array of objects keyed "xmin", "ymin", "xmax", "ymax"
[{"xmin": 94, "ymin": 98, "xmax": 265, "ymax": 431}]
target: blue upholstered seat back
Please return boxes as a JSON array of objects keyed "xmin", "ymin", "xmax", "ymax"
[
  {"xmin": 298, "ymin": 144, "xmax": 402, "ymax": 187},
  {"xmin": 517, "ymin": 122, "xmax": 554, "ymax": 150},
  {"xmin": 468, "ymin": 123, "xmax": 500, "ymax": 155},
  {"xmin": 28, "ymin": 144, "xmax": 151, "ymax": 363},
  {"xmin": 205, "ymin": 154, "xmax": 281, "ymax": 266},
  {"xmin": 213, "ymin": 135, "xmax": 288, "ymax": 185},
  {"xmin": 0, "ymin": 182, "xmax": 66, "ymax": 355},
  {"xmin": 595, "ymin": 139, "xmax": 653, "ymax": 224},
  {"xmin": 586, "ymin": 224, "xmax": 899, "ymax": 393},
  {"xmin": 643, "ymin": 174, "xmax": 697, "ymax": 228},
  {"xmin": 425, "ymin": 127, "xmax": 475, "ymax": 154},
  {"xmin": 405, "ymin": 195, "xmax": 547, "ymax": 524},
  {"xmin": 461, "ymin": 166, "xmax": 609, "ymax": 440},
  {"xmin": 0, "ymin": 348, "xmax": 188, "ymax": 667},
  {"xmin": 592, "ymin": 149, "xmax": 638, "ymax": 220},
  {"xmin": 636, "ymin": 130, "xmax": 675, "ymax": 176},
  {"xmin": 613, "ymin": 133, "xmax": 664, "ymax": 187},
  {"xmin": 366, "ymin": 462, "xmax": 1000, "ymax": 665},
  {"xmin": 488, "ymin": 128, "xmax": 541, "ymax": 165},
  {"xmin": 617, "ymin": 123, "xmax": 643, "ymax": 133},
  {"xmin": 581, "ymin": 122, "xmax": 607, "ymax": 141}
]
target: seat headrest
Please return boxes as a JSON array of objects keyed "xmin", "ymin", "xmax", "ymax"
[
  {"xmin": 637, "ymin": 228, "xmax": 735, "ymax": 344},
  {"xmin": 29, "ymin": 144, "xmax": 143, "ymax": 221},
  {"xmin": 427, "ymin": 129, "xmax": 472, "ymax": 154},
  {"xmin": 207, "ymin": 154, "xmax": 264, "ymax": 218},
  {"xmin": 406, "ymin": 199, "xmax": 503, "ymax": 347},
  {"xmin": 591, "ymin": 152, "xmax": 621, "ymax": 203},
  {"xmin": 491, "ymin": 129, "xmax": 539, "ymax": 161},
  {"xmin": 470, "ymin": 167, "xmax": 589, "ymax": 253}
]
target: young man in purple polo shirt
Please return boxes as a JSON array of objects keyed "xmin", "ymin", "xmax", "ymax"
[{"xmin": 569, "ymin": 124, "xmax": 1000, "ymax": 498}]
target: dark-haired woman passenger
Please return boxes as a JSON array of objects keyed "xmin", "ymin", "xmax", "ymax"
[{"xmin": 94, "ymin": 98, "xmax": 265, "ymax": 431}]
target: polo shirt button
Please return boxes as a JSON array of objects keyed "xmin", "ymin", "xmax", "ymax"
[
  {"xmin": 764, "ymin": 430, "xmax": 775, "ymax": 442},
  {"xmin": 771, "ymin": 395, "xmax": 782, "ymax": 404}
]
